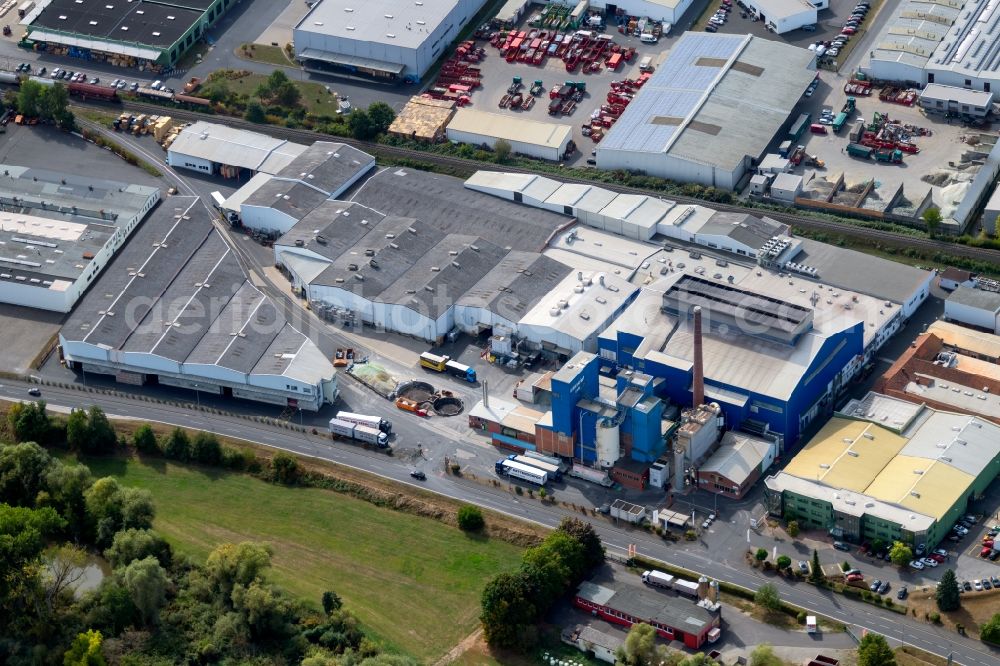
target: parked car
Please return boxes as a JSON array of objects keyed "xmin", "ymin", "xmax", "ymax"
[
  {"xmin": 983, "ymin": 539, "xmax": 995, "ymax": 547},
  {"xmin": 964, "ymin": 514, "xmax": 977, "ymax": 524},
  {"xmin": 88, "ymin": 77, "xmax": 99, "ymax": 85},
  {"xmin": 929, "ymin": 553, "xmax": 946, "ymax": 563},
  {"xmin": 920, "ymin": 557, "xmax": 938, "ymax": 568},
  {"xmin": 847, "ymin": 573, "xmax": 864, "ymax": 582},
  {"xmin": 991, "ymin": 576, "xmax": 1000, "ymax": 587},
  {"xmin": 948, "ymin": 534, "xmax": 961, "ymax": 542},
  {"xmin": 984, "ymin": 580, "xmax": 993, "ymax": 590},
  {"xmin": 974, "ymin": 579, "xmax": 983, "ymax": 591},
  {"xmin": 833, "ymin": 541, "xmax": 851, "ymax": 552},
  {"xmin": 963, "ymin": 580, "xmax": 973, "ymax": 591},
  {"xmin": 878, "ymin": 581, "xmax": 890, "ymax": 595},
  {"xmin": 37, "ymin": 67, "xmax": 46, "ymax": 76},
  {"xmin": 798, "ymin": 561, "xmax": 810, "ymax": 574},
  {"xmin": 981, "ymin": 546, "xmax": 993, "ymax": 558},
  {"xmin": 869, "ymin": 579, "xmax": 882, "ymax": 592},
  {"xmin": 991, "ymin": 550, "xmax": 1000, "ymax": 561},
  {"xmin": 586, "ymin": 158, "xmax": 597, "ymax": 165},
  {"xmin": 704, "ymin": 24, "xmax": 718, "ymax": 32},
  {"xmin": 909, "ymin": 560, "xmax": 925, "ymax": 570},
  {"xmin": 897, "ymin": 585, "xmax": 908, "ymax": 600},
  {"xmin": 827, "ymin": 48, "xmax": 840, "ymax": 57},
  {"xmin": 933, "ymin": 548, "xmax": 949, "ymax": 558}
]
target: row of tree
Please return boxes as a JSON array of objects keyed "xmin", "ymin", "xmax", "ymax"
[
  {"xmin": 3, "ymin": 79, "xmax": 75, "ymax": 129},
  {"xmin": 0, "ymin": 407, "xmax": 413, "ymax": 665},
  {"xmin": 479, "ymin": 517, "xmax": 605, "ymax": 651}
]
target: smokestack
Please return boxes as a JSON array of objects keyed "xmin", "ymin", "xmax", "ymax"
[
  {"xmin": 692, "ymin": 306, "xmax": 704, "ymax": 407},
  {"xmin": 483, "ymin": 380, "xmax": 489, "ymax": 409}
]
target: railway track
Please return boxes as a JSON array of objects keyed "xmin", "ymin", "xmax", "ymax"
[{"xmin": 82, "ymin": 99, "xmax": 1000, "ymax": 265}]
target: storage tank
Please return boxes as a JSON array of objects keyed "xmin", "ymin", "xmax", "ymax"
[{"xmin": 596, "ymin": 416, "xmax": 620, "ymax": 469}]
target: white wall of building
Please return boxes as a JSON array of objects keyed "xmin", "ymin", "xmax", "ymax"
[
  {"xmin": 454, "ymin": 304, "xmax": 518, "ymax": 336},
  {"xmin": 446, "ymin": 126, "xmax": 568, "ymax": 161},
  {"xmin": 589, "ymin": 0, "xmax": 695, "ymax": 24},
  {"xmin": 166, "ymin": 151, "xmax": 213, "ymax": 174},
  {"xmin": 745, "ymin": 0, "xmax": 816, "ymax": 34},
  {"xmin": 241, "ymin": 204, "xmax": 299, "ymax": 234},
  {"xmin": 865, "ymin": 59, "xmax": 926, "ymax": 86},
  {"xmin": 945, "ymin": 300, "xmax": 1000, "ymax": 333},
  {"xmin": 597, "ymin": 148, "xmax": 742, "ymax": 190},
  {"xmin": 307, "ymin": 283, "xmax": 375, "ymax": 322}
]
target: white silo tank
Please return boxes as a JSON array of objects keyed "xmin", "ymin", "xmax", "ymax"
[{"xmin": 596, "ymin": 417, "xmax": 620, "ymax": 468}]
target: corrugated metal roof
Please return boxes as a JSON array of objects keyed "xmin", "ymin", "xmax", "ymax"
[
  {"xmin": 169, "ymin": 121, "xmax": 308, "ymax": 173},
  {"xmin": 447, "ymin": 109, "xmax": 573, "ymax": 150}
]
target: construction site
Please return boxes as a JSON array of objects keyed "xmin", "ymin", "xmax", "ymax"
[{"xmin": 754, "ymin": 75, "xmax": 1000, "ymax": 235}]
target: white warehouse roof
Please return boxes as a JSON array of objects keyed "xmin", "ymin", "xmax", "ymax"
[
  {"xmin": 447, "ymin": 109, "xmax": 573, "ymax": 151},
  {"xmin": 169, "ymin": 121, "xmax": 308, "ymax": 174},
  {"xmin": 865, "ymin": 0, "xmax": 961, "ymax": 75},
  {"xmin": 296, "ymin": 0, "xmax": 464, "ymax": 51},
  {"xmin": 928, "ymin": 0, "xmax": 1000, "ymax": 83},
  {"xmin": 598, "ymin": 33, "xmax": 817, "ymax": 172}
]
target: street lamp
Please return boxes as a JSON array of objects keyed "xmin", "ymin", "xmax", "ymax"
[{"xmin": 192, "ymin": 384, "xmax": 200, "ymax": 408}]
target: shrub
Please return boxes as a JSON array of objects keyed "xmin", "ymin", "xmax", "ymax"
[
  {"xmin": 797, "ymin": 610, "xmax": 807, "ymax": 624},
  {"xmin": 776, "ymin": 555, "xmax": 792, "ymax": 571},
  {"xmin": 270, "ymin": 452, "xmax": 301, "ymax": 485},
  {"xmin": 929, "ymin": 612, "xmax": 941, "ymax": 624},
  {"xmin": 755, "ymin": 548, "xmax": 768, "ymax": 562},
  {"xmin": 787, "ymin": 520, "xmax": 800, "ymax": 538},
  {"xmin": 457, "ymin": 505, "xmax": 485, "ymax": 532}
]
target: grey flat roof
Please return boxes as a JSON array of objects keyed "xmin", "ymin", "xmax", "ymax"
[
  {"xmin": 378, "ymin": 234, "xmax": 507, "ymax": 318},
  {"xmin": 920, "ymin": 84, "xmax": 993, "ymax": 107},
  {"xmin": 928, "ymin": 0, "xmax": 1000, "ymax": 83},
  {"xmin": 311, "ymin": 216, "xmax": 445, "ymax": 298},
  {"xmin": 61, "ymin": 196, "xmax": 329, "ymax": 385},
  {"xmin": 272, "ymin": 142, "xmax": 375, "ymax": 196},
  {"xmin": 946, "ymin": 285, "xmax": 1000, "ymax": 313},
  {"xmin": 789, "ymin": 238, "xmax": 931, "ymax": 305},
  {"xmin": 577, "ymin": 578, "xmax": 715, "ymax": 634},
  {"xmin": 295, "ymin": 0, "xmax": 468, "ymax": 50},
  {"xmin": 458, "ymin": 251, "xmax": 574, "ymax": 319},
  {"xmin": 30, "ymin": 0, "xmax": 203, "ymax": 48},
  {"xmin": 277, "ymin": 201, "xmax": 386, "ymax": 262},
  {"xmin": 349, "ymin": 168, "xmax": 567, "ymax": 252},
  {"xmin": 600, "ymin": 33, "xmax": 816, "ymax": 170},
  {"xmin": 664, "ymin": 274, "xmax": 813, "ymax": 335},
  {"xmin": 244, "ymin": 179, "xmax": 331, "ymax": 221},
  {"xmin": 698, "ymin": 211, "xmax": 785, "ymax": 251}
]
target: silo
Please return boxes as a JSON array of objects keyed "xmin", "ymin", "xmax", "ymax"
[{"xmin": 596, "ymin": 416, "xmax": 620, "ymax": 469}]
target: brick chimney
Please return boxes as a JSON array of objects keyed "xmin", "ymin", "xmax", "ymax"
[{"xmin": 693, "ymin": 305, "xmax": 704, "ymax": 407}]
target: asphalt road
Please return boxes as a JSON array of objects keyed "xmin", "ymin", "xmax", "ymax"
[{"xmin": 2, "ymin": 376, "xmax": 997, "ymax": 666}]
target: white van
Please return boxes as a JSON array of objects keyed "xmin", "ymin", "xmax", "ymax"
[
  {"xmin": 640, "ymin": 32, "xmax": 657, "ymax": 43},
  {"xmin": 639, "ymin": 56, "xmax": 653, "ymax": 72}
]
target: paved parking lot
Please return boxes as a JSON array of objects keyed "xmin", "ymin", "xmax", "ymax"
[{"xmin": 470, "ymin": 16, "xmax": 678, "ymax": 165}]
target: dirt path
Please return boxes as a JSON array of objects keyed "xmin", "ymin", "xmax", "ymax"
[{"xmin": 433, "ymin": 628, "xmax": 484, "ymax": 666}]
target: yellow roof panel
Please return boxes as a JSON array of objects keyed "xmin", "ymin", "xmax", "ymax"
[
  {"xmin": 866, "ymin": 456, "xmax": 973, "ymax": 520},
  {"xmin": 783, "ymin": 417, "xmax": 908, "ymax": 493}
]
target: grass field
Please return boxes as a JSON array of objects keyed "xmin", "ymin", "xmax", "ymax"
[
  {"xmin": 205, "ymin": 72, "xmax": 342, "ymax": 116},
  {"xmin": 75, "ymin": 455, "xmax": 524, "ymax": 662}
]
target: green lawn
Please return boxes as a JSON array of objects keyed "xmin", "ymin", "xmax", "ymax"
[
  {"xmin": 206, "ymin": 72, "xmax": 341, "ymax": 116},
  {"xmin": 78, "ymin": 456, "xmax": 524, "ymax": 662}
]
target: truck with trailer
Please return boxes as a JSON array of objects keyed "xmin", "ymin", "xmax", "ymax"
[
  {"xmin": 524, "ymin": 450, "xmax": 567, "ymax": 472},
  {"xmin": 641, "ymin": 570, "xmax": 675, "ymax": 590},
  {"xmin": 495, "ymin": 458, "xmax": 548, "ymax": 486},
  {"xmin": 336, "ymin": 411, "xmax": 392, "ymax": 434},
  {"xmin": 788, "ymin": 113, "xmax": 811, "ymax": 141},
  {"xmin": 445, "ymin": 359, "xmax": 477, "ymax": 383},
  {"xmin": 328, "ymin": 417, "xmax": 389, "ymax": 448},
  {"xmin": 806, "ymin": 616, "xmax": 818, "ymax": 633},
  {"xmin": 419, "ymin": 352, "xmax": 448, "ymax": 372},
  {"xmin": 510, "ymin": 454, "xmax": 562, "ymax": 480},
  {"xmin": 846, "ymin": 143, "xmax": 873, "ymax": 159}
]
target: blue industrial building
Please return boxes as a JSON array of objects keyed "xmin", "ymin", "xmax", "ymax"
[{"xmin": 545, "ymin": 273, "xmax": 865, "ymax": 485}]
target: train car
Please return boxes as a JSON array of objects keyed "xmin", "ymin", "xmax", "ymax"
[
  {"xmin": 68, "ymin": 81, "xmax": 118, "ymax": 102},
  {"xmin": 0, "ymin": 71, "xmax": 20, "ymax": 86},
  {"xmin": 172, "ymin": 93, "xmax": 211, "ymax": 107},
  {"xmin": 136, "ymin": 87, "xmax": 174, "ymax": 102},
  {"xmin": 27, "ymin": 75, "xmax": 55, "ymax": 87}
]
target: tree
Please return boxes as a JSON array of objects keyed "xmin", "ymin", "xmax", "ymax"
[
  {"xmin": 754, "ymin": 583, "xmax": 781, "ymax": 612},
  {"xmin": 750, "ymin": 644, "xmax": 783, "ymax": 666},
  {"xmin": 479, "ymin": 570, "xmax": 538, "ymax": 649},
  {"xmin": 0, "ymin": 441, "xmax": 54, "ymax": 506},
  {"xmin": 456, "ymin": 505, "xmax": 485, "ymax": 532},
  {"xmin": 787, "ymin": 520, "xmax": 800, "ymax": 538},
  {"xmin": 39, "ymin": 83, "xmax": 70, "ymax": 125},
  {"xmin": 192, "ymin": 431, "xmax": 223, "ymax": 465},
  {"xmin": 981, "ymin": 613, "xmax": 1000, "ymax": 645},
  {"xmin": 809, "ymin": 549, "xmax": 823, "ymax": 583},
  {"xmin": 104, "ymin": 527, "xmax": 172, "ymax": 568},
  {"xmin": 936, "ymin": 568, "xmax": 961, "ymax": 612},
  {"xmin": 922, "ymin": 206, "xmax": 942, "ymax": 237},
  {"xmin": 348, "ymin": 109, "xmax": 375, "ymax": 139},
  {"xmin": 86, "ymin": 406, "xmax": 118, "ymax": 453},
  {"xmin": 132, "ymin": 424, "xmax": 159, "ymax": 455},
  {"xmin": 776, "ymin": 555, "xmax": 792, "ymax": 571},
  {"xmin": 17, "ymin": 78, "xmax": 44, "ymax": 117},
  {"xmin": 0, "ymin": 505, "xmax": 65, "ymax": 629},
  {"xmin": 889, "ymin": 541, "xmax": 913, "ymax": 567},
  {"xmin": 66, "ymin": 409, "xmax": 90, "ymax": 451},
  {"xmin": 119, "ymin": 556, "xmax": 168, "ymax": 626},
  {"xmin": 557, "ymin": 517, "xmax": 605, "ymax": 570},
  {"xmin": 205, "ymin": 541, "xmax": 273, "ymax": 604},
  {"xmin": 7, "ymin": 400, "xmax": 51, "ymax": 443},
  {"xmin": 244, "ymin": 101, "xmax": 266, "ymax": 123},
  {"xmin": 754, "ymin": 547, "xmax": 768, "ymax": 562},
  {"xmin": 63, "ymin": 629, "xmax": 108, "ymax": 666},
  {"xmin": 616, "ymin": 622, "xmax": 670, "ymax": 666},
  {"xmin": 274, "ymin": 81, "xmax": 301, "ymax": 107},
  {"xmin": 322, "ymin": 590, "xmax": 342, "ymax": 614},
  {"xmin": 42, "ymin": 543, "xmax": 88, "ymax": 614},
  {"xmin": 45, "ymin": 460, "xmax": 94, "ymax": 541},
  {"xmin": 494, "ymin": 138, "xmax": 512, "ymax": 163},
  {"xmin": 857, "ymin": 632, "xmax": 896, "ymax": 666},
  {"xmin": 163, "ymin": 428, "xmax": 190, "ymax": 461},
  {"xmin": 366, "ymin": 101, "xmax": 396, "ymax": 135},
  {"xmin": 84, "ymin": 477, "xmax": 155, "ymax": 547},
  {"xmin": 270, "ymin": 452, "xmax": 301, "ymax": 485}
]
